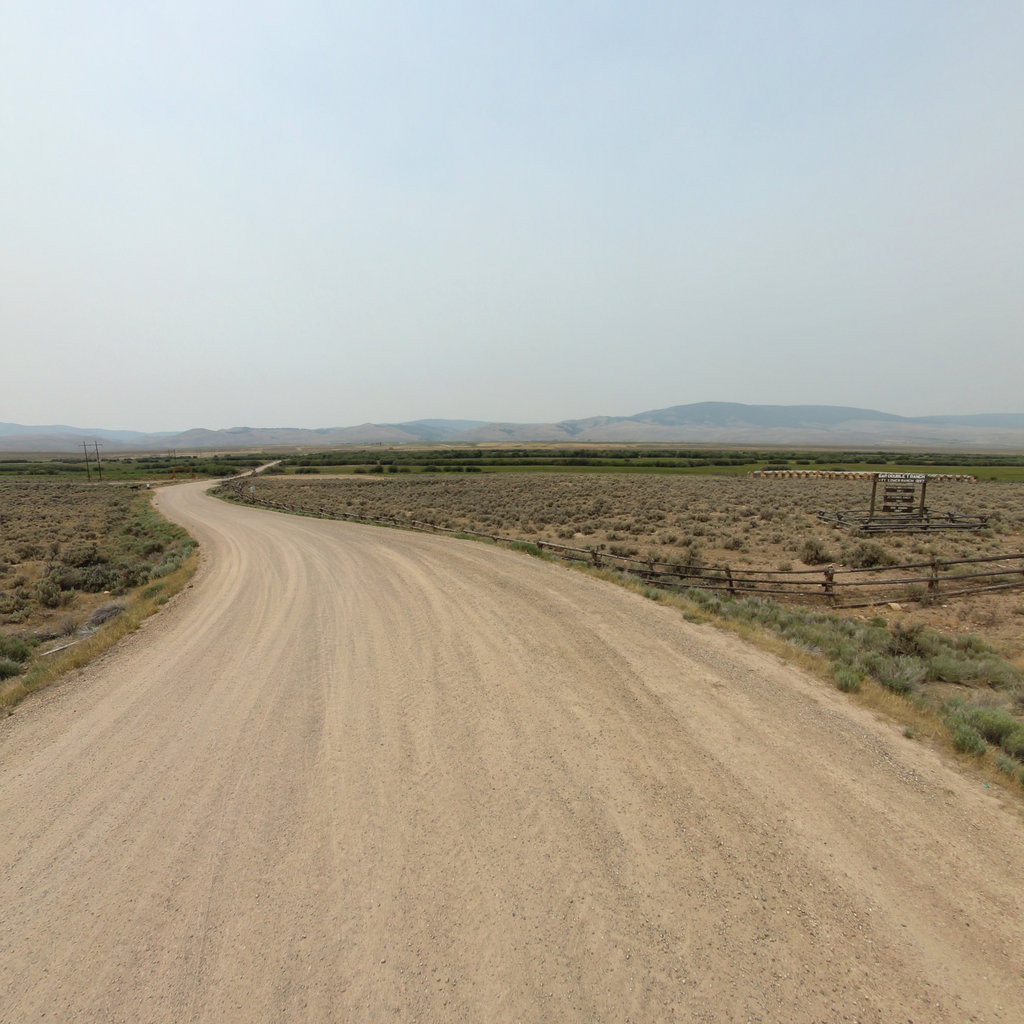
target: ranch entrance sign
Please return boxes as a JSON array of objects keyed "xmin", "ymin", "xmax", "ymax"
[{"xmin": 872, "ymin": 472, "xmax": 926, "ymax": 517}]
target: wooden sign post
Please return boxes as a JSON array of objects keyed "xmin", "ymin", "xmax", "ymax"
[{"xmin": 869, "ymin": 473, "xmax": 926, "ymax": 519}]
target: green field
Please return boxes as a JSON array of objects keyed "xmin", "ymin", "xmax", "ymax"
[
  {"xmin": 3, "ymin": 446, "xmax": 1024, "ymax": 481},
  {"xmin": 271, "ymin": 446, "xmax": 1024, "ymax": 481},
  {"xmin": 0, "ymin": 453, "xmax": 266, "ymax": 480}
]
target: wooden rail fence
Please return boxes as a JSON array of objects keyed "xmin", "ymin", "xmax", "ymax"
[{"xmin": 228, "ymin": 486, "xmax": 1024, "ymax": 609}]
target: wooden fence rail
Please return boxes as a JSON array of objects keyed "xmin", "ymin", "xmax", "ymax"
[{"xmin": 229, "ymin": 488, "xmax": 1024, "ymax": 609}]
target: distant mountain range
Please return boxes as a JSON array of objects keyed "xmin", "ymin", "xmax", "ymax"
[{"xmin": 3, "ymin": 404, "xmax": 1024, "ymax": 452}]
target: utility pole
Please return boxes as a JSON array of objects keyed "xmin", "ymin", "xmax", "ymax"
[
  {"xmin": 92, "ymin": 441, "xmax": 103, "ymax": 481},
  {"xmin": 81, "ymin": 441, "xmax": 92, "ymax": 482}
]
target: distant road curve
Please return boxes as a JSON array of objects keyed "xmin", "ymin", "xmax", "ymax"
[{"xmin": 2, "ymin": 480, "xmax": 1023, "ymax": 1022}]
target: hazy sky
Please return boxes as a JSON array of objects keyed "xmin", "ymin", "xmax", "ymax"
[{"xmin": 2, "ymin": 2, "xmax": 1022, "ymax": 431}]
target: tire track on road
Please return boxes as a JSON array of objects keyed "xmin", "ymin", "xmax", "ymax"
[{"xmin": 1, "ymin": 481, "xmax": 1022, "ymax": 1023}]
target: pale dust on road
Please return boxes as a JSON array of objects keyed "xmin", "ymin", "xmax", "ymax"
[{"xmin": 2, "ymin": 480, "xmax": 1023, "ymax": 1023}]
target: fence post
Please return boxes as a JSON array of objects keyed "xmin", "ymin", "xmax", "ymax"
[
  {"xmin": 929, "ymin": 558, "xmax": 939, "ymax": 593},
  {"xmin": 591, "ymin": 549, "xmax": 601, "ymax": 567},
  {"xmin": 823, "ymin": 566, "xmax": 836, "ymax": 606}
]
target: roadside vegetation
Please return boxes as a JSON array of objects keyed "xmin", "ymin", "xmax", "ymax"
[
  {"xmin": 0, "ymin": 481, "xmax": 197, "ymax": 709},
  {"xmin": 668, "ymin": 588, "xmax": 1024, "ymax": 788}
]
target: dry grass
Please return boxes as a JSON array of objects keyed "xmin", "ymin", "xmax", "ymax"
[
  {"xmin": 228, "ymin": 472, "xmax": 1023, "ymax": 565},
  {"xmin": 1, "ymin": 556, "xmax": 197, "ymax": 711},
  {"xmin": 579, "ymin": 562, "xmax": 1023, "ymax": 796},
  {"xmin": 0, "ymin": 481, "xmax": 198, "ymax": 709}
]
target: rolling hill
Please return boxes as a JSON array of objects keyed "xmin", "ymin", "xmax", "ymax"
[{"xmin": 3, "ymin": 405, "xmax": 1024, "ymax": 451}]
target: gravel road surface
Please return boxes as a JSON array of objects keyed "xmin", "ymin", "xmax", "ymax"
[{"xmin": 2, "ymin": 480, "xmax": 1023, "ymax": 1022}]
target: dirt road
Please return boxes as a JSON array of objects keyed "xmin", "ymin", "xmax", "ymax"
[{"xmin": 2, "ymin": 481, "xmax": 1023, "ymax": 1022}]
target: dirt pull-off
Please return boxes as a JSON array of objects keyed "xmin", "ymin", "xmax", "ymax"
[{"xmin": 2, "ymin": 481, "xmax": 1023, "ymax": 1023}]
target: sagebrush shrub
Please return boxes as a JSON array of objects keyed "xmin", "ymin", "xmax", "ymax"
[
  {"xmin": 0, "ymin": 635, "xmax": 31, "ymax": 662},
  {"xmin": 800, "ymin": 538, "xmax": 834, "ymax": 565}
]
